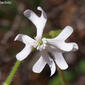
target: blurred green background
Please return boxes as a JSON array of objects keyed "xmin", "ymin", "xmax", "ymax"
[{"xmin": 0, "ymin": 0, "xmax": 85, "ymax": 85}]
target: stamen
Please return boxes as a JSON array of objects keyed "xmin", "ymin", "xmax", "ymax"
[{"xmin": 35, "ymin": 38, "xmax": 47, "ymax": 51}]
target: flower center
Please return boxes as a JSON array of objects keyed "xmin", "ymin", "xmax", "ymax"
[{"xmin": 35, "ymin": 38, "xmax": 47, "ymax": 51}]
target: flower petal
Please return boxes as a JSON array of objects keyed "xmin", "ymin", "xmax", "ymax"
[
  {"xmin": 14, "ymin": 34, "xmax": 35, "ymax": 61},
  {"xmin": 57, "ymin": 42, "xmax": 79, "ymax": 52},
  {"xmin": 55, "ymin": 26, "xmax": 73, "ymax": 41},
  {"xmin": 32, "ymin": 55, "xmax": 47, "ymax": 73},
  {"xmin": 53, "ymin": 42, "xmax": 78, "ymax": 52},
  {"xmin": 47, "ymin": 57, "xmax": 56, "ymax": 76},
  {"xmin": 52, "ymin": 51, "xmax": 68, "ymax": 70},
  {"xmin": 42, "ymin": 51, "xmax": 56, "ymax": 76},
  {"xmin": 24, "ymin": 6, "xmax": 47, "ymax": 39},
  {"xmin": 33, "ymin": 51, "xmax": 56, "ymax": 76},
  {"xmin": 14, "ymin": 34, "xmax": 36, "ymax": 46},
  {"xmin": 16, "ymin": 45, "xmax": 32, "ymax": 61},
  {"xmin": 46, "ymin": 39, "xmax": 78, "ymax": 52}
]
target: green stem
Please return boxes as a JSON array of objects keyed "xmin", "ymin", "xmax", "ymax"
[
  {"xmin": 57, "ymin": 67, "xmax": 66, "ymax": 85},
  {"xmin": 3, "ymin": 60, "xmax": 21, "ymax": 85}
]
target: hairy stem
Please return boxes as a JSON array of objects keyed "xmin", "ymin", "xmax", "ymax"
[{"xmin": 3, "ymin": 60, "xmax": 21, "ymax": 85}]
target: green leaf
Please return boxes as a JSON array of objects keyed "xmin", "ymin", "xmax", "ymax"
[
  {"xmin": 49, "ymin": 30, "xmax": 62, "ymax": 38},
  {"xmin": 43, "ymin": 34, "xmax": 51, "ymax": 38}
]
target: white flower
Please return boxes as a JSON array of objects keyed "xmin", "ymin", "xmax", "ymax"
[{"xmin": 14, "ymin": 7, "xmax": 78, "ymax": 76}]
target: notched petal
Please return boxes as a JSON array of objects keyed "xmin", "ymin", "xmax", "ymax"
[
  {"xmin": 42, "ymin": 51, "xmax": 56, "ymax": 76},
  {"xmin": 52, "ymin": 52, "xmax": 68, "ymax": 70},
  {"xmin": 70, "ymin": 42, "xmax": 79, "ymax": 51},
  {"xmin": 55, "ymin": 26, "xmax": 73, "ymax": 41},
  {"xmin": 14, "ymin": 34, "xmax": 36, "ymax": 46},
  {"xmin": 24, "ymin": 9, "xmax": 31, "ymax": 18},
  {"xmin": 24, "ymin": 7, "xmax": 47, "ymax": 39},
  {"xmin": 16, "ymin": 45, "xmax": 32, "ymax": 61},
  {"xmin": 47, "ymin": 57, "xmax": 56, "ymax": 76},
  {"xmin": 32, "ymin": 56, "xmax": 47, "ymax": 73},
  {"xmin": 58, "ymin": 42, "xmax": 79, "ymax": 52},
  {"xmin": 14, "ymin": 34, "xmax": 23, "ymax": 41},
  {"xmin": 37, "ymin": 6, "xmax": 47, "ymax": 19}
]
